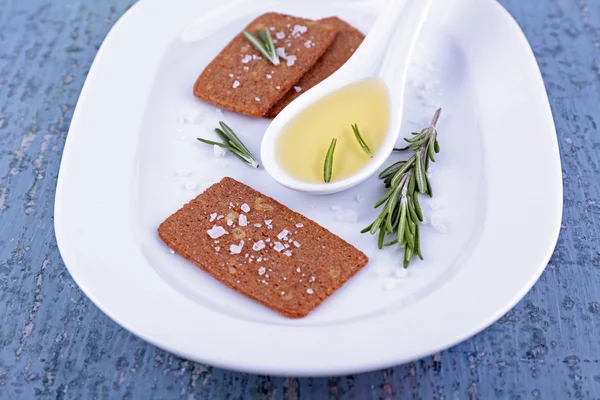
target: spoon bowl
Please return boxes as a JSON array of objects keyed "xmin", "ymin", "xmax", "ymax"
[{"xmin": 261, "ymin": 0, "xmax": 433, "ymax": 194}]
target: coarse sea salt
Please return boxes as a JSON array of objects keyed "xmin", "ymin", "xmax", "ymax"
[
  {"xmin": 395, "ymin": 269, "xmax": 408, "ymax": 279},
  {"xmin": 383, "ymin": 279, "xmax": 398, "ymax": 290},
  {"xmin": 335, "ymin": 209, "xmax": 358, "ymax": 223},
  {"xmin": 273, "ymin": 242, "xmax": 285, "ymax": 252},
  {"xmin": 295, "ymin": 223, "xmax": 304, "ymax": 228},
  {"xmin": 275, "ymin": 31, "xmax": 286, "ymax": 39},
  {"xmin": 238, "ymin": 214, "xmax": 248, "ymax": 226},
  {"xmin": 283, "ymin": 250, "xmax": 292, "ymax": 257},
  {"xmin": 207, "ymin": 225, "xmax": 228, "ymax": 239},
  {"xmin": 306, "ymin": 288, "xmax": 314, "ymax": 294},
  {"xmin": 209, "ymin": 213, "xmax": 217, "ymax": 222},
  {"xmin": 258, "ymin": 266, "xmax": 266, "ymax": 276},
  {"xmin": 232, "ymin": 80, "xmax": 240, "ymax": 89},
  {"xmin": 291, "ymin": 24, "xmax": 307, "ymax": 37},
  {"xmin": 277, "ymin": 229, "xmax": 290, "ymax": 240},
  {"xmin": 294, "ymin": 86, "xmax": 302, "ymax": 92},
  {"xmin": 230, "ymin": 240, "xmax": 244, "ymax": 254},
  {"xmin": 241, "ymin": 203, "xmax": 250, "ymax": 213},
  {"xmin": 293, "ymin": 241, "xmax": 301, "ymax": 248},
  {"xmin": 241, "ymin": 54, "xmax": 252, "ymax": 63},
  {"xmin": 213, "ymin": 144, "xmax": 227, "ymax": 157},
  {"xmin": 286, "ymin": 55, "xmax": 297, "ymax": 67},
  {"xmin": 253, "ymin": 240, "xmax": 266, "ymax": 251},
  {"xmin": 266, "ymin": 74, "xmax": 272, "ymax": 79},
  {"xmin": 276, "ymin": 47, "xmax": 287, "ymax": 59}
]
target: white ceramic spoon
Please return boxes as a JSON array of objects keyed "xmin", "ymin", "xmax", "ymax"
[{"xmin": 261, "ymin": 0, "xmax": 433, "ymax": 195}]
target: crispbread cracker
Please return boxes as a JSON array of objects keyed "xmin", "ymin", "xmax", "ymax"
[
  {"xmin": 265, "ymin": 17, "xmax": 365, "ymax": 118},
  {"xmin": 158, "ymin": 177, "xmax": 369, "ymax": 318},
  {"xmin": 193, "ymin": 13, "xmax": 337, "ymax": 117}
]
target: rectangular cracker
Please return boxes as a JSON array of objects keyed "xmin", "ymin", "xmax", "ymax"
[
  {"xmin": 158, "ymin": 177, "xmax": 369, "ymax": 318},
  {"xmin": 193, "ymin": 13, "xmax": 337, "ymax": 117},
  {"xmin": 264, "ymin": 17, "xmax": 365, "ymax": 118}
]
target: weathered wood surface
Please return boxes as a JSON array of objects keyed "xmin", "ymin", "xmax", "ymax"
[{"xmin": 0, "ymin": 0, "xmax": 599, "ymax": 398}]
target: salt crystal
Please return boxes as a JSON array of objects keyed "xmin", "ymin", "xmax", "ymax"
[
  {"xmin": 213, "ymin": 144, "xmax": 227, "ymax": 157},
  {"xmin": 383, "ymin": 279, "xmax": 397, "ymax": 290},
  {"xmin": 295, "ymin": 223, "xmax": 304, "ymax": 228},
  {"xmin": 209, "ymin": 213, "xmax": 217, "ymax": 222},
  {"xmin": 238, "ymin": 214, "xmax": 248, "ymax": 226},
  {"xmin": 310, "ymin": 276, "xmax": 315, "ymax": 282},
  {"xmin": 306, "ymin": 288, "xmax": 314, "ymax": 294},
  {"xmin": 276, "ymin": 47, "xmax": 287, "ymax": 59},
  {"xmin": 304, "ymin": 40, "xmax": 313, "ymax": 48},
  {"xmin": 241, "ymin": 54, "xmax": 252, "ymax": 63},
  {"xmin": 266, "ymin": 74, "xmax": 272, "ymax": 79},
  {"xmin": 226, "ymin": 219, "xmax": 234, "ymax": 226},
  {"xmin": 291, "ymin": 24, "xmax": 307, "ymax": 37},
  {"xmin": 253, "ymin": 240, "xmax": 266, "ymax": 251},
  {"xmin": 284, "ymin": 244, "xmax": 290, "ymax": 248},
  {"xmin": 229, "ymin": 73, "xmax": 234, "ymax": 78},
  {"xmin": 243, "ymin": 66, "xmax": 249, "ymax": 71},
  {"xmin": 431, "ymin": 216, "xmax": 448, "ymax": 234},
  {"xmin": 265, "ymin": 238, "xmax": 271, "ymax": 242},
  {"xmin": 294, "ymin": 86, "xmax": 302, "ymax": 92},
  {"xmin": 283, "ymin": 250, "xmax": 292, "ymax": 257},
  {"xmin": 255, "ymin": 97, "xmax": 261, "ymax": 102},
  {"xmin": 276, "ymin": 86, "xmax": 281, "ymax": 90},
  {"xmin": 277, "ymin": 229, "xmax": 290, "ymax": 240},
  {"xmin": 252, "ymin": 54, "xmax": 262, "ymax": 60},
  {"xmin": 273, "ymin": 242, "xmax": 285, "ymax": 252},
  {"xmin": 207, "ymin": 225, "xmax": 228, "ymax": 239},
  {"xmin": 185, "ymin": 182, "xmax": 197, "ymax": 191},
  {"xmin": 232, "ymin": 80, "xmax": 240, "ymax": 89},
  {"xmin": 286, "ymin": 55, "xmax": 297, "ymax": 67},
  {"xmin": 258, "ymin": 266, "xmax": 266, "ymax": 276},
  {"xmin": 281, "ymin": 291, "xmax": 285, "ymax": 295},
  {"xmin": 254, "ymin": 223, "xmax": 262, "ymax": 228},
  {"xmin": 230, "ymin": 240, "xmax": 245, "ymax": 254},
  {"xmin": 296, "ymin": 267, "xmax": 301, "ymax": 273},
  {"xmin": 216, "ymin": 215, "xmax": 224, "ymax": 220},
  {"xmin": 293, "ymin": 241, "xmax": 301, "ymax": 248},
  {"xmin": 335, "ymin": 209, "xmax": 358, "ymax": 223},
  {"xmin": 241, "ymin": 203, "xmax": 250, "ymax": 213},
  {"xmin": 214, "ymin": 246, "xmax": 220, "ymax": 252},
  {"xmin": 257, "ymin": 257, "xmax": 262, "ymax": 262},
  {"xmin": 395, "ymin": 269, "xmax": 408, "ymax": 279},
  {"xmin": 275, "ymin": 31, "xmax": 285, "ymax": 39},
  {"xmin": 168, "ymin": 248, "xmax": 175, "ymax": 254}
]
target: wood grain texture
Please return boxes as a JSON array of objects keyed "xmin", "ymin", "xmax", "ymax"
[{"xmin": 0, "ymin": 0, "xmax": 598, "ymax": 398}]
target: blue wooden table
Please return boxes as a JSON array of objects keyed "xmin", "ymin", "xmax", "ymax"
[{"xmin": 0, "ymin": 0, "xmax": 598, "ymax": 398}]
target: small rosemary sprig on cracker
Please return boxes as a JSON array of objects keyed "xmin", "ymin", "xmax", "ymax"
[
  {"xmin": 362, "ymin": 108, "xmax": 442, "ymax": 268},
  {"xmin": 243, "ymin": 29, "xmax": 280, "ymax": 66},
  {"xmin": 323, "ymin": 138, "xmax": 337, "ymax": 183},
  {"xmin": 351, "ymin": 123, "xmax": 373, "ymax": 158},
  {"xmin": 197, "ymin": 121, "xmax": 259, "ymax": 168}
]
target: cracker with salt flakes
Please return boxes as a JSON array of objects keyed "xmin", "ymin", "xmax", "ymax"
[
  {"xmin": 193, "ymin": 13, "xmax": 337, "ymax": 117},
  {"xmin": 158, "ymin": 177, "xmax": 369, "ymax": 318}
]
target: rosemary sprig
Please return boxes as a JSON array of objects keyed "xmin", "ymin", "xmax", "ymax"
[
  {"xmin": 351, "ymin": 123, "xmax": 373, "ymax": 158},
  {"xmin": 197, "ymin": 121, "xmax": 259, "ymax": 168},
  {"xmin": 243, "ymin": 29, "xmax": 280, "ymax": 66},
  {"xmin": 323, "ymin": 138, "xmax": 337, "ymax": 183},
  {"xmin": 363, "ymin": 108, "xmax": 441, "ymax": 268}
]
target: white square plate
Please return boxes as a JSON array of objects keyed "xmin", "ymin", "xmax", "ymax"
[{"xmin": 55, "ymin": 0, "xmax": 562, "ymax": 376}]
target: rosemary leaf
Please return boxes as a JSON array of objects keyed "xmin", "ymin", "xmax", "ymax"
[
  {"xmin": 198, "ymin": 121, "xmax": 259, "ymax": 168},
  {"xmin": 323, "ymin": 138, "xmax": 337, "ymax": 183},
  {"xmin": 243, "ymin": 30, "xmax": 280, "ymax": 66},
  {"xmin": 351, "ymin": 123, "xmax": 373, "ymax": 158}
]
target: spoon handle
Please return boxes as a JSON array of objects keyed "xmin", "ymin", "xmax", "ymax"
[{"xmin": 339, "ymin": 0, "xmax": 433, "ymax": 80}]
